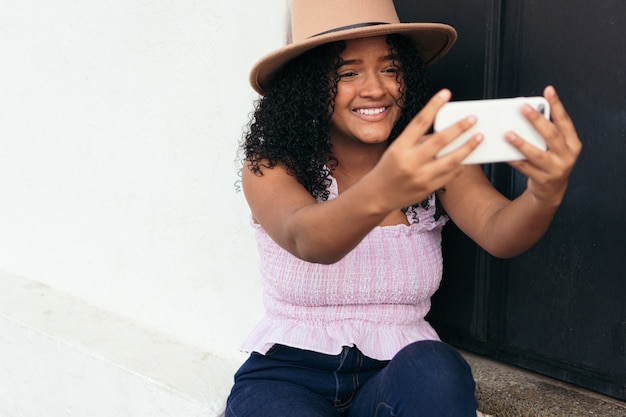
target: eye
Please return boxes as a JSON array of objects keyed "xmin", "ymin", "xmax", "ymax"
[
  {"xmin": 338, "ymin": 71, "xmax": 358, "ymax": 79},
  {"xmin": 383, "ymin": 66, "xmax": 400, "ymax": 75}
]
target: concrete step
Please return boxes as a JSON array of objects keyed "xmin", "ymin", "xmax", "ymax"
[{"xmin": 0, "ymin": 270, "xmax": 239, "ymax": 417}]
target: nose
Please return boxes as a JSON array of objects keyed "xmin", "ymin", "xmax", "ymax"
[{"xmin": 359, "ymin": 72, "xmax": 386, "ymax": 98}]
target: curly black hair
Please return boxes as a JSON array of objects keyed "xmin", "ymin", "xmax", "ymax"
[{"xmin": 240, "ymin": 34, "xmax": 431, "ymax": 202}]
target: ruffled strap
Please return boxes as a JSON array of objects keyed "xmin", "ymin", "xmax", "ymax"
[{"xmin": 323, "ymin": 170, "xmax": 447, "ymax": 231}]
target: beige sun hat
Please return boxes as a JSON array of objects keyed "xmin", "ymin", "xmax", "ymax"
[{"xmin": 250, "ymin": 0, "xmax": 457, "ymax": 95}]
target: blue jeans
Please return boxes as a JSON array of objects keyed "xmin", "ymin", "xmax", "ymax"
[{"xmin": 225, "ymin": 340, "xmax": 477, "ymax": 417}]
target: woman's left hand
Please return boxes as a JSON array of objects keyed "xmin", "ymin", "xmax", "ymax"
[{"xmin": 505, "ymin": 85, "xmax": 582, "ymax": 207}]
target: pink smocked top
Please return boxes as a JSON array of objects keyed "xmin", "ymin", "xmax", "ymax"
[{"xmin": 240, "ymin": 174, "xmax": 448, "ymax": 361}]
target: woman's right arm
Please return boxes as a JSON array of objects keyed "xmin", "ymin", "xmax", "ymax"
[{"xmin": 243, "ymin": 159, "xmax": 405, "ymax": 264}]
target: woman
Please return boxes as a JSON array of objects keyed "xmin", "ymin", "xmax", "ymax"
[{"xmin": 226, "ymin": 1, "xmax": 581, "ymax": 416}]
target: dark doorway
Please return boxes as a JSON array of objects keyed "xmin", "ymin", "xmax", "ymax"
[{"xmin": 394, "ymin": 0, "xmax": 626, "ymax": 400}]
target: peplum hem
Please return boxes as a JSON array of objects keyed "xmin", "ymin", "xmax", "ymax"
[{"xmin": 240, "ymin": 317, "xmax": 441, "ymax": 361}]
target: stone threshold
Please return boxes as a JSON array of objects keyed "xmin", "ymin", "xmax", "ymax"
[{"xmin": 462, "ymin": 351, "xmax": 626, "ymax": 417}]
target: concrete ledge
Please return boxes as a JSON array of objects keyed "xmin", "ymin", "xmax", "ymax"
[
  {"xmin": 463, "ymin": 351, "xmax": 626, "ymax": 417},
  {"xmin": 4, "ymin": 268, "xmax": 624, "ymax": 417},
  {"xmin": 0, "ymin": 270, "xmax": 239, "ymax": 417}
]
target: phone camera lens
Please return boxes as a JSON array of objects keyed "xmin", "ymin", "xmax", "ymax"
[{"xmin": 538, "ymin": 104, "xmax": 546, "ymax": 115}]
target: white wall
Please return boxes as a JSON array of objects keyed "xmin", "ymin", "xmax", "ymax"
[{"xmin": 0, "ymin": 0, "xmax": 289, "ymax": 362}]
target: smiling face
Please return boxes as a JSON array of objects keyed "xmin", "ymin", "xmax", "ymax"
[{"xmin": 329, "ymin": 36, "xmax": 404, "ymax": 149}]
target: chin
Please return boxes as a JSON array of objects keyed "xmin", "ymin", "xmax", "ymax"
[{"xmin": 358, "ymin": 131, "xmax": 393, "ymax": 144}]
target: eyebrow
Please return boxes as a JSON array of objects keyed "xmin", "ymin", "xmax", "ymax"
[{"xmin": 337, "ymin": 55, "xmax": 396, "ymax": 67}]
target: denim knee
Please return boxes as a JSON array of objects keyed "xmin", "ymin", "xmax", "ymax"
[
  {"xmin": 389, "ymin": 340, "xmax": 476, "ymax": 398},
  {"xmin": 349, "ymin": 340, "xmax": 477, "ymax": 417}
]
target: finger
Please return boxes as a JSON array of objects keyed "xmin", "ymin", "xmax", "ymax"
[
  {"xmin": 544, "ymin": 86, "xmax": 582, "ymax": 152},
  {"xmin": 505, "ymin": 130, "xmax": 550, "ymax": 167},
  {"xmin": 421, "ymin": 114, "xmax": 477, "ymax": 153},
  {"xmin": 544, "ymin": 86, "xmax": 575, "ymax": 135},
  {"xmin": 402, "ymin": 89, "xmax": 452, "ymax": 144},
  {"xmin": 518, "ymin": 87, "xmax": 582, "ymax": 159},
  {"xmin": 433, "ymin": 133, "xmax": 484, "ymax": 165},
  {"xmin": 520, "ymin": 101, "xmax": 559, "ymax": 137},
  {"xmin": 425, "ymin": 137, "xmax": 483, "ymax": 189},
  {"xmin": 507, "ymin": 158, "xmax": 546, "ymax": 181},
  {"xmin": 518, "ymin": 101, "xmax": 570, "ymax": 156}
]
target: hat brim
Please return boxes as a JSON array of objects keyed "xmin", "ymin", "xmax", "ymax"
[{"xmin": 250, "ymin": 23, "xmax": 457, "ymax": 95}]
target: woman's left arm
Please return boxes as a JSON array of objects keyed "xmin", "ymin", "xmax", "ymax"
[{"xmin": 439, "ymin": 86, "xmax": 582, "ymax": 258}]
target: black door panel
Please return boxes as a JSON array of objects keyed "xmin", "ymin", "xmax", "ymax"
[{"xmin": 395, "ymin": 0, "xmax": 626, "ymax": 400}]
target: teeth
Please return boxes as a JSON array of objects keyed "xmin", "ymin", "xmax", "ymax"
[{"xmin": 356, "ymin": 107, "xmax": 386, "ymax": 115}]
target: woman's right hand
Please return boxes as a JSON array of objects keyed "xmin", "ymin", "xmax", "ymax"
[{"xmin": 365, "ymin": 89, "xmax": 483, "ymax": 212}]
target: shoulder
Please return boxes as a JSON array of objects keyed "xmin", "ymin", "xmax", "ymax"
[{"xmin": 242, "ymin": 159, "xmax": 317, "ymax": 221}]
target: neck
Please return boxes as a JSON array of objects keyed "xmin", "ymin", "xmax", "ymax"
[{"xmin": 329, "ymin": 141, "xmax": 387, "ymax": 190}]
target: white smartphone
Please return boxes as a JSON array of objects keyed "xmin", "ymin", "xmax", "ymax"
[{"xmin": 434, "ymin": 96, "xmax": 551, "ymax": 165}]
